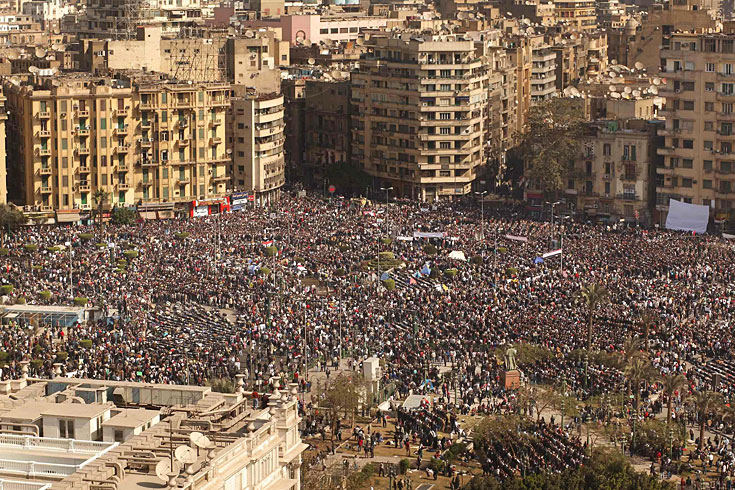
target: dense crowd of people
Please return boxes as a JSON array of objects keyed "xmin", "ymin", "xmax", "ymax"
[{"xmin": 2, "ymin": 193, "xmax": 735, "ymax": 481}]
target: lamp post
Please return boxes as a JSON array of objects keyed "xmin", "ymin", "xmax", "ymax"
[
  {"xmin": 474, "ymin": 190, "xmax": 487, "ymax": 259},
  {"xmin": 380, "ymin": 186, "xmax": 393, "ymax": 239},
  {"xmin": 545, "ymin": 200, "xmax": 561, "ymax": 249}
]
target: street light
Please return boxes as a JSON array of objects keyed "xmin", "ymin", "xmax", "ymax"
[
  {"xmin": 545, "ymin": 201, "xmax": 561, "ymax": 249},
  {"xmin": 380, "ymin": 186, "xmax": 393, "ymax": 238},
  {"xmin": 475, "ymin": 191, "xmax": 489, "ymax": 282}
]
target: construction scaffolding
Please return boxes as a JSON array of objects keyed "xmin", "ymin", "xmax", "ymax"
[{"xmin": 169, "ymin": 30, "xmax": 227, "ymax": 82}]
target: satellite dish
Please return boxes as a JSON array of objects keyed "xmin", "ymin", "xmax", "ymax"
[
  {"xmin": 608, "ymin": 71, "xmax": 616, "ymax": 78},
  {"xmin": 650, "ymin": 86, "xmax": 659, "ymax": 95},
  {"xmin": 632, "ymin": 89, "xmax": 641, "ymax": 97},
  {"xmin": 189, "ymin": 432, "xmax": 205, "ymax": 447},
  {"xmin": 623, "ymin": 86, "xmax": 632, "ymax": 94},
  {"xmin": 634, "ymin": 61, "xmax": 645, "ymax": 71},
  {"xmin": 34, "ymin": 47, "xmax": 46, "ymax": 58},
  {"xmin": 155, "ymin": 459, "xmax": 180, "ymax": 482},
  {"xmin": 355, "ymin": 37, "xmax": 364, "ymax": 46},
  {"xmin": 28, "ymin": 66, "xmax": 39, "ymax": 74},
  {"xmin": 303, "ymin": 39, "xmax": 311, "ymax": 46},
  {"xmin": 307, "ymin": 58, "xmax": 315, "ymax": 65},
  {"xmin": 652, "ymin": 77, "xmax": 661, "ymax": 86},
  {"xmin": 608, "ymin": 85, "xmax": 617, "ymax": 92},
  {"xmin": 175, "ymin": 446, "xmax": 197, "ymax": 464},
  {"xmin": 610, "ymin": 92, "xmax": 621, "ymax": 99},
  {"xmin": 330, "ymin": 70, "xmax": 341, "ymax": 79},
  {"xmin": 244, "ymin": 30, "xmax": 254, "ymax": 38}
]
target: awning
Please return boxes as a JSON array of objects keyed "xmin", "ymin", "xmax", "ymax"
[
  {"xmin": 139, "ymin": 211, "xmax": 157, "ymax": 220},
  {"xmin": 158, "ymin": 211, "xmax": 175, "ymax": 219},
  {"xmin": 56, "ymin": 212, "xmax": 81, "ymax": 223}
]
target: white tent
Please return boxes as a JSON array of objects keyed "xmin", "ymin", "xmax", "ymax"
[
  {"xmin": 448, "ymin": 250, "xmax": 467, "ymax": 261},
  {"xmin": 665, "ymin": 199, "xmax": 709, "ymax": 234}
]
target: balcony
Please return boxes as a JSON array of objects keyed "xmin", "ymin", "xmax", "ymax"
[
  {"xmin": 76, "ymin": 147, "xmax": 90, "ymax": 155},
  {"xmin": 78, "ymin": 166, "xmax": 90, "ymax": 173},
  {"xmin": 77, "ymin": 109, "xmax": 90, "ymax": 117},
  {"xmin": 78, "ymin": 184, "xmax": 91, "ymax": 192},
  {"xmin": 616, "ymin": 193, "xmax": 639, "ymax": 201},
  {"xmin": 41, "ymin": 205, "xmax": 53, "ymax": 212},
  {"xmin": 212, "ymin": 98, "xmax": 229, "ymax": 107},
  {"xmin": 118, "ymin": 164, "xmax": 129, "ymax": 172},
  {"xmin": 210, "ymin": 137, "xmax": 222, "ymax": 145},
  {"xmin": 211, "ymin": 118, "xmax": 222, "ymax": 126},
  {"xmin": 141, "ymin": 120, "xmax": 152, "ymax": 128},
  {"xmin": 38, "ymin": 130, "xmax": 51, "ymax": 138},
  {"xmin": 140, "ymin": 180, "xmax": 153, "ymax": 187},
  {"xmin": 37, "ymin": 148, "xmax": 51, "ymax": 156},
  {"xmin": 178, "ymin": 139, "xmax": 190, "ymax": 146},
  {"xmin": 38, "ymin": 111, "xmax": 50, "ymax": 119},
  {"xmin": 116, "ymin": 145, "xmax": 131, "ymax": 153},
  {"xmin": 140, "ymin": 160, "xmax": 158, "ymax": 167},
  {"xmin": 177, "ymin": 120, "xmax": 189, "ymax": 128},
  {"xmin": 657, "ymin": 147, "xmax": 677, "ymax": 155},
  {"xmin": 140, "ymin": 100, "xmax": 157, "ymax": 109},
  {"xmin": 718, "ymin": 92, "xmax": 735, "ymax": 101},
  {"xmin": 40, "ymin": 186, "xmax": 51, "ymax": 193},
  {"xmin": 212, "ymin": 175, "xmax": 229, "ymax": 182},
  {"xmin": 118, "ymin": 183, "xmax": 130, "ymax": 190},
  {"xmin": 177, "ymin": 177, "xmax": 190, "ymax": 184},
  {"xmin": 115, "ymin": 125, "xmax": 129, "ymax": 135},
  {"xmin": 116, "ymin": 108, "xmax": 129, "ymax": 116},
  {"xmin": 140, "ymin": 138, "xmax": 153, "ymax": 147},
  {"xmin": 39, "ymin": 167, "xmax": 52, "ymax": 176},
  {"xmin": 77, "ymin": 127, "xmax": 90, "ymax": 136}
]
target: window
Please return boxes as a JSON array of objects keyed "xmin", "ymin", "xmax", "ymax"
[
  {"xmin": 683, "ymin": 158, "xmax": 693, "ymax": 168},
  {"xmin": 704, "ymin": 160, "xmax": 713, "ymax": 171},
  {"xmin": 704, "ymin": 179, "xmax": 713, "ymax": 189},
  {"xmin": 330, "ymin": 28, "xmax": 338, "ymax": 34},
  {"xmin": 705, "ymin": 121, "xmax": 714, "ymax": 131},
  {"xmin": 439, "ymin": 113, "xmax": 451, "ymax": 120},
  {"xmin": 682, "ymin": 140, "xmax": 694, "ymax": 149},
  {"xmin": 682, "ymin": 81, "xmax": 695, "ymax": 91},
  {"xmin": 722, "ymin": 180, "xmax": 732, "ymax": 193},
  {"xmin": 704, "ymin": 141, "xmax": 713, "ymax": 150},
  {"xmin": 683, "ymin": 100, "xmax": 694, "ymax": 110},
  {"xmin": 58, "ymin": 419, "xmax": 74, "ymax": 439},
  {"xmin": 100, "ymin": 118, "xmax": 106, "ymax": 130},
  {"xmin": 706, "ymin": 63, "xmax": 715, "ymax": 72},
  {"xmin": 320, "ymin": 28, "xmax": 328, "ymax": 34},
  {"xmin": 705, "ymin": 102, "xmax": 714, "ymax": 111},
  {"xmin": 603, "ymin": 143, "xmax": 611, "ymax": 156},
  {"xmin": 682, "ymin": 178, "xmax": 693, "ymax": 188},
  {"xmin": 114, "ymin": 430, "xmax": 123, "ymax": 442},
  {"xmin": 706, "ymin": 82, "xmax": 714, "ymax": 92}
]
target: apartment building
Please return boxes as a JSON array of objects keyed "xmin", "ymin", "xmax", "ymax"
[
  {"xmin": 351, "ymin": 33, "xmax": 488, "ymax": 201},
  {"xmin": 530, "ymin": 46, "xmax": 557, "ymax": 102},
  {"xmin": 3, "ymin": 73, "xmax": 230, "ymax": 212},
  {"xmin": 228, "ymin": 88, "xmax": 285, "ymax": 204},
  {"xmin": 226, "ymin": 32, "xmax": 290, "ymax": 92},
  {"xmin": 484, "ymin": 46, "xmax": 518, "ymax": 184},
  {"xmin": 554, "ymin": 0, "xmax": 596, "ymax": 31},
  {"xmin": 656, "ymin": 29, "xmax": 735, "ymax": 224},
  {"xmin": 566, "ymin": 119, "xmax": 662, "ymax": 225},
  {"xmin": 0, "ymin": 86, "xmax": 6, "ymax": 205}
]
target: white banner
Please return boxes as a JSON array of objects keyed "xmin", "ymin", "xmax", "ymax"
[
  {"xmin": 193, "ymin": 205, "xmax": 208, "ymax": 217},
  {"xmin": 413, "ymin": 231, "xmax": 444, "ymax": 239},
  {"xmin": 665, "ymin": 199, "xmax": 709, "ymax": 234},
  {"xmin": 504, "ymin": 234, "xmax": 529, "ymax": 243},
  {"xmin": 542, "ymin": 249, "xmax": 562, "ymax": 259}
]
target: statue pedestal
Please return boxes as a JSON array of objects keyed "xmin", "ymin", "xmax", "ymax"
[{"xmin": 502, "ymin": 370, "xmax": 520, "ymax": 390}]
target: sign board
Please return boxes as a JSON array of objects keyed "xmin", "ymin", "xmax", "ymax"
[{"xmin": 328, "ymin": 185, "xmax": 336, "ymax": 194}]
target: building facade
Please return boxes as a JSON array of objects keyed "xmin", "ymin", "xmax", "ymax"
[
  {"xmin": 4, "ymin": 73, "xmax": 230, "ymax": 211},
  {"xmin": 228, "ymin": 89, "xmax": 285, "ymax": 204},
  {"xmin": 657, "ymin": 29, "xmax": 735, "ymax": 224},
  {"xmin": 351, "ymin": 33, "xmax": 488, "ymax": 200}
]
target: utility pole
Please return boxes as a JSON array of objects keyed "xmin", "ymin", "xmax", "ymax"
[
  {"xmin": 380, "ymin": 186, "xmax": 393, "ymax": 238},
  {"xmin": 68, "ymin": 231, "xmax": 73, "ymax": 299}
]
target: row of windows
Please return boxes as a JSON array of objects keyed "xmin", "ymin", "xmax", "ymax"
[{"xmin": 319, "ymin": 26, "xmax": 359, "ymax": 34}]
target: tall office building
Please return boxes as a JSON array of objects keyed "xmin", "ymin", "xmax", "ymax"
[{"xmin": 350, "ymin": 32, "xmax": 488, "ymax": 201}]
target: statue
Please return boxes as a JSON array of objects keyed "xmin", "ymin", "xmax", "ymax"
[{"xmin": 504, "ymin": 346, "xmax": 517, "ymax": 371}]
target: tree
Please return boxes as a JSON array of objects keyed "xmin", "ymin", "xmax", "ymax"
[
  {"xmin": 110, "ymin": 206, "xmax": 137, "ymax": 226},
  {"xmin": 91, "ymin": 190, "xmax": 108, "ymax": 229},
  {"xmin": 518, "ymin": 98, "xmax": 586, "ymax": 192},
  {"xmin": 0, "ymin": 205, "xmax": 27, "ymax": 247},
  {"xmin": 661, "ymin": 374, "xmax": 689, "ymax": 426},
  {"xmin": 619, "ymin": 336, "xmax": 646, "ymax": 369},
  {"xmin": 318, "ymin": 373, "xmax": 362, "ymax": 443},
  {"xmin": 638, "ymin": 309, "xmax": 658, "ymax": 352},
  {"xmin": 690, "ymin": 390, "xmax": 724, "ymax": 451},
  {"xmin": 624, "ymin": 356, "xmax": 659, "ymax": 411},
  {"xmin": 577, "ymin": 283, "xmax": 610, "ymax": 352}
]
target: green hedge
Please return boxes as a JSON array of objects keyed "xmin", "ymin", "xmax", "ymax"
[
  {"xmin": 30, "ymin": 359, "xmax": 43, "ymax": 370},
  {"xmin": 123, "ymin": 250, "xmax": 139, "ymax": 259},
  {"xmin": 95, "ymin": 242, "xmax": 107, "ymax": 249},
  {"xmin": 0, "ymin": 248, "xmax": 8, "ymax": 256},
  {"xmin": 79, "ymin": 339, "xmax": 93, "ymax": 349},
  {"xmin": 47, "ymin": 246, "xmax": 62, "ymax": 253},
  {"xmin": 378, "ymin": 251, "xmax": 395, "ymax": 261},
  {"xmin": 174, "ymin": 232, "xmax": 190, "ymax": 240},
  {"xmin": 444, "ymin": 268, "xmax": 458, "ymax": 278},
  {"xmin": 264, "ymin": 245, "xmax": 278, "ymax": 257},
  {"xmin": 39, "ymin": 290, "xmax": 51, "ymax": 301},
  {"xmin": 23, "ymin": 243, "xmax": 38, "ymax": 252},
  {"xmin": 73, "ymin": 297, "xmax": 88, "ymax": 307},
  {"xmin": 506, "ymin": 267, "xmax": 518, "ymax": 276},
  {"xmin": 15, "ymin": 296, "xmax": 26, "ymax": 304},
  {"xmin": 55, "ymin": 351, "xmax": 68, "ymax": 362},
  {"xmin": 335, "ymin": 268, "xmax": 346, "ymax": 277},
  {"xmin": 0, "ymin": 285, "xmax": 13, "ymax": 295},
  {"xmin": 380, "ymin": 237, "xmax": 392, "ymax": 245},
  {"xmin": 399, "ymin": 459, "xmax": 410, "ymax": 475},
  {"xmin": 31, "ymin": 265, "xmax": 42, "ymax": 270},
  {"xmin": 259, "ymin": 267, "xmax": 271, "ymax": 276},
  {"xmin": 382, "ymin": 278, "xmax": 396, "ymax": 290},
  {"xmin": 423, "ymin": 244, "xmax": 438, "ymax": 255},
  {"xmin": 497, "ymin": 247, "xmax": 508, "ymax": 254},
  {"xmin": 78, "ymin": 233, "xmax": 94, "ymax": 241},
  {"xmin": 470, "ymin": 255, "xmax": 482, "ymax": 265}
]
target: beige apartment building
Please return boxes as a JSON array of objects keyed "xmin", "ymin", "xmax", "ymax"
[
  {"xmin": 554, "ymin": 0, "xmax": 597, "ymax": 31},
  {"xmin": 228, "ymin": 88, "xmax": 285, "ymax": 204},
  {"xmin": 657, "ymin": 29, "xmax": 735, "ymax": 224},
  {"xmin": 566, "ymin": 119, "xmax": 662, "ymax": 225},
  {"xmin": 351, "ymin": 33, "xmax": 488, "ymax": 201},
  {"xmin": 3, "ymin": 73, "xmax": 230, "ymax": 212}
]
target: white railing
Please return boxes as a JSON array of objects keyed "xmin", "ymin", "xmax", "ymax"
[
  {"xmin": 0, "ymin": 434, "xmax": 114, "ymax": 455},
  {"xmin": 0, "ymin": 459, "xmax": 77, "ymax": 478},
  {"xmin": 0, "ymin": 478, "xmax": 51, "ymax": 490}
]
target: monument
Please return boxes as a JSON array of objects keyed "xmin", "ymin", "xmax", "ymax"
[{"xmin": 502, "ymin": 346, "xmax": 521, "ymax": 389}]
